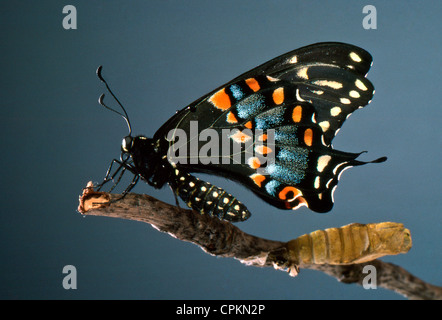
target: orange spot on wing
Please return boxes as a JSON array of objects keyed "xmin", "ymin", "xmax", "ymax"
[
  {"xmin": 226, "ymin": 111, "xmax": 238, "ymax": 123},
  {"xmin": 230, "ymin": 130, "xmax": 252, "ymax": 143},
  {"xmin": 292, "ymin": 105, "xmax": 302, "ymax": 123},
  {"xmin": 245, "ymin": 78, "xmax": 260, "ymax": 92},
  {"xmin": 257, "ymin": 134, "xmax": 267, "ymax": 142},
  {"xmin": 248, "ymin": 157, "xmax": 261, "ymax": 169},
  {"xmin": 279, "ymin": 186, "xmax": 302, "ymax": 201},
  {"xmin": 244, "ymin": 121, "xmax": 253, "ymax": 129},
  {"xmin": 208, "ymin": 88, "xmax": 231, "ymax": 110},
  {"xmin": 250, "ymin": 174, "xmax": 266, "ymax": 187},
  {"xmin": 255, "ymin": 145, "xmax": 272, "ymax": 155},
  {"xmin": 304, "ymin": 128, "xmax": 313, "ymax": 146},
  {"xmin": 272, "ymin": 87, "xmax": 284, "ymax": 105}
]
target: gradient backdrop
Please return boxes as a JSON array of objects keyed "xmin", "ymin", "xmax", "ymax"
[{"xmin": 1, "ymin": 0, "xmax": 441, "ymax": 299}]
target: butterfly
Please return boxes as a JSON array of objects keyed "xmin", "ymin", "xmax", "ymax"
[{"xmin": 95, "ymin": 42, "xmax": 386, "ymax": 222}]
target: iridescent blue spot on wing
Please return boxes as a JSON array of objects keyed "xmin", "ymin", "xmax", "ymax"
[
  {"xmin": 265, "ymin": 179, "xmax": 281, "ymax": 197},
  {"xmin": 254, "ymin": 106, "xmax": 285, "ymax": 129},
  {"xmin": 266, "ymin": 163, "xmax": 303, "ymax": 185},
  {"xmin": 274, "ymin": 125, "xmax": 299, "ymax": 145},
  {"xmin": 236, "ymin": 93, "xmax": 266, "ymax": 119},
  {"xmin": 265, "ymin": 148, "xmax": 308, "ymax": 185},
  {"xmin": 230, "ymin": 84, "xmax": 245, "ymax": 100},
  {"xmin": 277, "ymin": 146, "xmax": 309, "ymax": 164}
]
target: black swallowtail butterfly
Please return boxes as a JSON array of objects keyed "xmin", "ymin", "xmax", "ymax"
[{"xmin": 95, "ymin": 42, "xmax": 386, "ymax": 222}]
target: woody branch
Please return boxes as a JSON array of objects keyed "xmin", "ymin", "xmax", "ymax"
[{"xmin": 78, "ymin": 182, "xmax": 441, "ymax": 300}]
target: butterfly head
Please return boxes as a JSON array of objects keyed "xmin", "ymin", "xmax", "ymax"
[
  {"xmin": 121, "ymin": 135, "xmax": 134, "ymax": 153},
  {"xmin": 121, "ymin": 135, "xmax": 154, "ymax": 157},
  {"xmin": 120, "ymin": 135, "xmax": 156, "ymax": 166}
]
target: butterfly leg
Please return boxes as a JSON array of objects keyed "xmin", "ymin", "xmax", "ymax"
[
  {"xmin": 106, "ymin": 171, "xmax": 140, "ymax": 204},
  {"xmin": 96, "ymin": 159, "xmax": 124, "ymax": 191},
  {"xmin": 108, "ymin": 166, "xmax": 127, "ymax": 192},
  {"xmin": 121, "ymin": 174, "xmax": 140, "ymax": 196},
  {"xmin": 96, "ymin": 158, "xmax": 137, "ymax": 194},
  {"xmin": 168, "ymin": 184, "xmax": 181, "ymax": 208}
]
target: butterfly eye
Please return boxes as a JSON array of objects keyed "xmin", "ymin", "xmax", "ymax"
[{"xmin": 121, "ymin": 136, "xmax": 133, "ymax": 153}]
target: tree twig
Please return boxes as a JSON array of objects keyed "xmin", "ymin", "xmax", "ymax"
[{"xmin": 78, "ymin": 183, "xmax": 442, "ymax": 300}]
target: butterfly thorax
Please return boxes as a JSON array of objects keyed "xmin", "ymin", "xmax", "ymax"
[{"xmin": 127, "ymin": 135, "xmax": 173, "ymax": 189}]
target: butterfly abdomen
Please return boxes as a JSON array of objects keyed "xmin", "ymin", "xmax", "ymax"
[{"xmin": 171, "ymin": 169, "xmax": 251, "ymax": 222}]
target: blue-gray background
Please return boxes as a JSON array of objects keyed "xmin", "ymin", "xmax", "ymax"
[{"xmin": 1, "ymin": 0, "xmax": 440, "ymax": 300}]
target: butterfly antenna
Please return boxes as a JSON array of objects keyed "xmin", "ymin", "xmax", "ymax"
[{"xmin": 96, "ymin": 66, "xmax": 132, "ymax": 136}]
